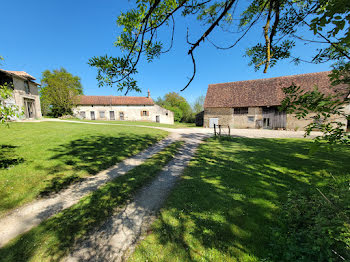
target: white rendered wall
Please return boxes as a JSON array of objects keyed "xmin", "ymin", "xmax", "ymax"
[{"xmin": 73, "ymin": 104, "xmax": 174, "ymax": 124}]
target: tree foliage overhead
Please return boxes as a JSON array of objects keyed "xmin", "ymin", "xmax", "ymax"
[
  {"xmin": 40, "ymin": 68, "xmax": 83, "ymax": 117},
  {"xmin": 89, "ymin": 0, "xmax": 349, "ymax": 144},
  {"xmin": 88, "ymin": 0, "xmax": 348, "ymax": 91}
]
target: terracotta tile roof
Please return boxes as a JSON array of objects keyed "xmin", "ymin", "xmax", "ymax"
[
  {"xmin": 77, "ymin": 95, "xmax": 154, "ymax": 105},
  {"xmin": 0, "ymin": 69, "xmax": 36, "ymax": 80},
  {"xmin": 204, "ymin": 71, "xmax": 346, "ymax": 108}
]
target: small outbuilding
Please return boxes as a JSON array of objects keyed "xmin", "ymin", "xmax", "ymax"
[{"xmin": 0, "ymin": 69, "xmax": 42, "ymax": 119}]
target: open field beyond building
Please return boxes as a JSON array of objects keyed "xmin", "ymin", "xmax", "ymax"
[
  {"xmin": 131, "ymin": 137, "xmax": 350, "ymax": 261},
  {"xmin": 0, "ymin": 122, "xmax": 168, "ymax": 216}
]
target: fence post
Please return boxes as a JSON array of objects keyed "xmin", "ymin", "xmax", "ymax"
[
  {"xmin": 214, "ymin": 124, "xmax": 216, "ymax": 137},
  {"xmin": 228, "ymin": 125, "xmax": 230, "ymax": 136},
  {"xmin": 219, "ymin": 125, "xmax": 221, "ymax": 136}
]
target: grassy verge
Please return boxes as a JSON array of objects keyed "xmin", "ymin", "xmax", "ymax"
[
  {"xmin": 130, "ymin": 137, "xmax": 350, "ymax": 262},
  {"xmin": 62, "ymin": 119, "xmax": 198, "ymax": 128},
  {"xmin": 0, "ymin": 140, "xmax": 184, "ymax": 262},
  {"xmin": 0, "ymin": 122, "xmax": 167, "ymax": 216}
]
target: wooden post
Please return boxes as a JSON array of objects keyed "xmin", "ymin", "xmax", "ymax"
[
  {"xmin": 228, "ymin": 125, "xmax": 230, "ymax": 136},
  {"xmin": 214, "ymin": 124, "xmax": 216, "ymax": 136},
  {"xmin": 219, "ymin": 125, "xmax": 221, "ymax": 136}
]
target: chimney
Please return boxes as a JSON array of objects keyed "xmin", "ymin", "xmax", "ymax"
[{"xmin": 147, "ymin": 89, "xmax": 150, "ymax": 98}]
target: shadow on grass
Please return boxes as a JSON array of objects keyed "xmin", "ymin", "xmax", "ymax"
[
  {"xmin": 0, "ymin": 145, "xmax": 24, "ymax": 169},
  {"xmin": 38, "ymin": 133, "xmax": 160, "ymax": 196},
  {"xmin": 0, "ymin": 141, "xmax": 182, "ymax": 262},
  {"xmin": 132, "ymin": 137, "xmax": 350, "ymax": 261}
]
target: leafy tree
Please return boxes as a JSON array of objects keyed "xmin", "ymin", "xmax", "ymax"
[
  {"xmin": 40, "ymin": 68, "xmax": 83, "ymax": 117},
  {"xmin": 156, "ymin": 92, "xmax": 192, "ymax": 122},
  {"xmin": 193, "ymin": 95, "xmax": 205, "ymax": 114},
  {"xmin": 89, "ymin": 0, "xmax": 349, "ymax": 144},
  {"xmin": 0, "ymin": 83, "xmax": 21, "ymax": 125}
]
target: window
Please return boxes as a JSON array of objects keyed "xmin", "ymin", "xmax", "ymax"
[
  {"xmin": 80, "ymin": 111, "xmax": 86, "ymax": 118},
  {"xmin": 120, "ymin": 112, "xmax": 124, "ymax": 120},
  {"xmin": 141, "ymin": 110, "xmax": 148, "ymax": 116},
  {"xmin": 99, "ymin": 111, "xmax": 105, "ymax": 118},
  {"xmin": 166, "ymin": 112, "xmax": 168, "ymax": 116},
  {"xmin": 24, "ymin": 81, "xmax": 30, "ymax": 94},
  {"xmin": 248, "ymin": 116, "xmax": 255, "ymax": 123},
  {"xmin": 234, "ymin": 107, "xmax": 248, "ymax": 114}
]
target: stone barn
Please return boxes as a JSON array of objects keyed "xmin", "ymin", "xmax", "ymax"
[
  {"xmin": 204, "ymin": 71, "xmax": 349, "ymax": 130},
  {"xmin": 73, "ymin": 91, "xmax": 174, "ymax": 124},
  {"xmin": 0, "ymin": 69, "xmax": 42, "ymax": 119}
]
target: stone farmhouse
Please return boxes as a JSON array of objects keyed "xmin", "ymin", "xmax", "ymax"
[
  {"xmin": 204, "ymin": 71, "xmax": 349, "ymax": 130},
  {"xmin": 0, "ymin": 69, "xmax": 42, "ymax": 119},
  {"xmin": 73, "ymin": 91, "xmax": 174, "ymax": 124}
]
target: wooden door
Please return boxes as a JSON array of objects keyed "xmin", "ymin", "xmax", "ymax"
[
  {"xmin": 156, "ymin": 115, "xmax": 160, "ymax": 123},
  {"xmin": 110, "ymin": 111, "xmax": 115, "ymax": 120},
  {"xmin": 90, "ymin": 111, "xmax": 95, "ymax": 120}
]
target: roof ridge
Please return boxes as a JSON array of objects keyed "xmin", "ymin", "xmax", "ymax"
[{"xmin": 209, "ymin": 71, "xmax": 331, "ymax": 87}]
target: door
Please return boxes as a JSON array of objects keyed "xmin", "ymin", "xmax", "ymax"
[
  {"xmin": 90, "ymin": 111, "xmax": 95, "ymax": 120},
  {"xmin": 263, "ymin": 118, "xmax": 271, "ymax": 128},
  {"xmin": 110, "ymin": 111, "xmax": 115, "ymax": 120},
  {"xmin": 209, "ymin": 118, "xmax": 218, "ymax": 128},
  {"xmin": 156, "ymin": 115, "xmax": 160, "ymax": 123},
  {"xmin": 119, "ymin": 112, "xmax": 124, "ymax": 120},
  {"xmin": 24, "ymin": 99, "xmax": 35, "ymax": 119}
]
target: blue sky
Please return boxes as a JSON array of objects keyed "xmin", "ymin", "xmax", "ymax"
[{"xmin": 1, "ymin": 0, "xmax": 333, "ymax": 104}]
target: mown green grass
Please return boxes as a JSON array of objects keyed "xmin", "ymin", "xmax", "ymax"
[
  {"xmin": 130, "ymin": 137, "xmax": 350, "ymax": 262},
  {"xmin": 0, "ymin": 122, "xmax": 167, "ymax": 216},
  {"xmin": 0, "ymin": 141, "xmax": 183, "ymax": 262},
  {"xmin": 63, "ymin": 119, "xmax": 198, "ymax": 128}
]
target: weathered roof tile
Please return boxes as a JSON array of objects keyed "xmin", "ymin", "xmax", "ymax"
[
  {"xmin": 204, "ymin": 71, "xmax": 345, "ymax": 108},
  {"xmin": 77, "ymin": 95, "xmax": 154, "ymax": 105}
]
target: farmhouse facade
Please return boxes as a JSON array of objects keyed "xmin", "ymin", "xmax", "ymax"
[
  {"xmin": 204, "ymin": 71, "xmax": 349, "ymax": 130},
  {"xmin": 73, "ymin": 92, "xmax": 174, "ymax": 124},
  {"xmin": 0, "ymin": 69, "xmax": 42, "ymax": 119}
]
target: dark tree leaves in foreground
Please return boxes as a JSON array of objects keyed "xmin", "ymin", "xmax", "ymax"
[
  {"xmin": 40, "ymin": 68, "xmax": 83, "ymax": 117},
  {"xmin": 89, "ymin": 0, "xmax": 349, "ymax": 144}
]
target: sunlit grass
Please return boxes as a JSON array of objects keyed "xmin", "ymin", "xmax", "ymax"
[
  {"xmin": 63, "ymin": 119, "xmax": 198, "ymax": 128},
  {"xmin": 0, "ymin": 122, "xmax": 167, "ymax": 216},
  {"xmin": 0, "ymin": 141, "xmax": 183, "ymax": 262},
  {"xmin": 130, "ymin": 137, "xmax": 350, "ymax": 261}
]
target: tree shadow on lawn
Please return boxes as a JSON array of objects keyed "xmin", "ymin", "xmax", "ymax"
[
  {"xmin": 38, "ymin": 133, "xmax": 160, "ymax": 196},
  {"xmin": 0, "ymin": 145, "xmax": 24, "ymax": 169},
  {"xmin": 134, "ymin": 137, "xmax": 350, "ymax": 261}
]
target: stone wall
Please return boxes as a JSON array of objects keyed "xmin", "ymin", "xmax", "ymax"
[
  {"xmin": 203, "ymin": 107, "xmax": 233, "ymax": 128},
  {"xmin": 73, "ymin": 104, "xmax": 174, "ymax": 124},
  {"xmin": 11, "ymin": 76, "xmax": 42, "ymax": 119},
  {"xmin": 204, "ymin": 105, "xmax": 349, "ymax": 130}
]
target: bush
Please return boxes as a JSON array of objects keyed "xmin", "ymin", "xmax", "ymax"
[{"xmin": 268, "ymin": 177, "xmax": 350, "ymax": 261}]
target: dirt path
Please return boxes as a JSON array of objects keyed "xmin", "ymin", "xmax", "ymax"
[
  {"xmin": 64, "ymin": 132, "xmax": 209, "ymax": 262},
  {"xmin": 0, "ymin": 134, "xmax": 180, "ymax": 248}
]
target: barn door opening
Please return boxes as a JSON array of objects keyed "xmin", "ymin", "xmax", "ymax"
[
  {"xmin": 90, "ymin": 111, "xmax": 95, "ymax": 120},
  {"xmin": 262, "ymin": 107, "xmax": 286, "ymax": 129},
  {"xmin": 156, "ymin": 115, "xmax": 160, "ymax": 123},
  {"xmin": 24, "ymin": 99, "xmax": 35, "ymax": 119}
]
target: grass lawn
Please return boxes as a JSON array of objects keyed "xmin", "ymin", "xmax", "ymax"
[
  {"xmin": 0, "ymin": 141, "xmax": 183, "ymax": 262},
  {"xmin": 0, "ymin": 122, "xmax": 167, "ymax": 216},
  {"xmin": 130, "ymin": 137, "xmax": 350, "ymax": 262},
  {"xmin": 62, "ymin": 118, "xmax": 198, "ymax": 128}
]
